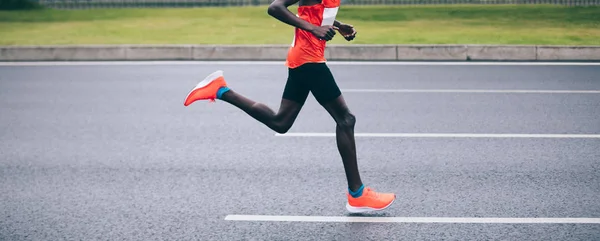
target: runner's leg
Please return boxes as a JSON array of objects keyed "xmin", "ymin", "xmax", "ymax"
[
  {"xmin": 218, "ymin": 66, "xmax": 310, "ymax": 134},
  {"xmin": 309, "ymin": 63, "xmax": 395, "ymax": 212},
  {"xmin": 306, "ymin": 63, "xmax": 363, "ymax": 192},
  {"xmin": 219, "ymin": 92, "xmax": 303, "ymax": 134},
  {"xmin": 321, "ymin": 95, "xmax": 363, "ymax": 192}
]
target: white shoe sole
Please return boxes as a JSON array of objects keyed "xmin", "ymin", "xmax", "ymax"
[{"xmin": 346, "ymin": 197, "xmax": 396, "ymax": 213}]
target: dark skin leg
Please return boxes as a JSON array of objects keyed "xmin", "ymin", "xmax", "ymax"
[
  {"xmin": 219, "ymin": 90, "xmax": 303, "ymax": 134},
  {"xmin": 220, "ymin": 89, "xmax": 363, "ymax": 192},
  {"xmin": 321, "ymin": 95, "xmax": 363, "ymax": 192},
  {"xmin": 218, "ymin": 88, "xmax": 363, "ymax": 192}
]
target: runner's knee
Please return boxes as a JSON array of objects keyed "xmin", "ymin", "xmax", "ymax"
[
  {"xmin": 272, "ymin": 116, "xmax": 294, "ymax": 133},
  {"xmin": 336, "ymin": 113, "xmax": 356, "ymax": 130},
  {"xmin": 273, "ymin": 122, "xmax": 292, "ymax": 134}
]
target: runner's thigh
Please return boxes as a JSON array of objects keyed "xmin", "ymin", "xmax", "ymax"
[
  {"xmin": 282, "ymin": 65, "xmax": 311, "ymax": 105},
  {"xmin": 308, "ymin": 63, "xmax": 342, "ymax": 106}
]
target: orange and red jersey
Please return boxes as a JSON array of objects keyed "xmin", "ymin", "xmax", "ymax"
[{"xmin": 285, "ymin": 0, "xmax": 340, "ymax": 69}]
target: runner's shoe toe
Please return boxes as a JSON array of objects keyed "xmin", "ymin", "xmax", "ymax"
[{"xmin": 184, "ymin": 70, "xmax": 228, "ymax": 106}]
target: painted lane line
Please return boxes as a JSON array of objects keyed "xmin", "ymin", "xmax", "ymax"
[
  {"xmin": 275, "ymin": 133, "xmax": 600, "ymax": 138},
  {"xmin": 341, "ymin": 89, "xmax": 600, "ymax": 94},
  {"xmin": 224, "ymin": 215, "xmax": 600, "ymax": 224},
  {"xmin": 2, "ymin": 61, "xmax": 600, "ymax": 66}
]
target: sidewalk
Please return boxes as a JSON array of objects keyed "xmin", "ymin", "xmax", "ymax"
[{"xmin": 2, "ymin": 44, "xmax": 600, "ymax": 61}]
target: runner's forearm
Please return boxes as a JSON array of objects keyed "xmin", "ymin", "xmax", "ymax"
[{"xmin": 268, "ymin": 1, "xmax": 316, "ymax": 32}]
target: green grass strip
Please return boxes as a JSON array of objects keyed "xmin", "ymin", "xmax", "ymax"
[{"xmin": 1, "ymin": 5, "xmax": 599, "ymax": 45}]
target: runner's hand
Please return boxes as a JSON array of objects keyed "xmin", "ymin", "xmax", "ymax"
[
  {"xmin": 334, "ymin": 23, "xmax": 356, "ymax": 41},
  {"xmin": 310, "ymin": 25, "xmax": 336, "ymax": 41}
]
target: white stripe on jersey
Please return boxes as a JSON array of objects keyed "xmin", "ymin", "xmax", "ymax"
[{"xmin": 321, "ymin": 7, "xmax": 339, "ymax": 26}]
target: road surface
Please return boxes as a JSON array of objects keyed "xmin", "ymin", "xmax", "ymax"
[{"xmin": 1, "ymin": 61, "xmax": 600, "ymax": 240}]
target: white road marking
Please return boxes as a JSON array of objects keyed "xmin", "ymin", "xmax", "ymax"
[
  {"xmin": 224, "ymin": 215, "xmax": 600, "ymax": 224},
  {"xmin": 1, "ymin": 61, "xmax": 600, "ymax": 66},
  {"xmin": 275, "ymin": 133, "xmax": 600, "ymax": 138},
  {"xmin": 341, "ymin": 89, "xmax": 600, "ymax": 94}
]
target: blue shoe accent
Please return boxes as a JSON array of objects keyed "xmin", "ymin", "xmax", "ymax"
[
  {"xmin": 349, "ymin": 184, "xmax": 365, "ymax": 198},
  {"xmin": 216, "ymin": 86, "xmax": 230, "ymax": 99}
]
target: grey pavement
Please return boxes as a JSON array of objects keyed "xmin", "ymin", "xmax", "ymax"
[{"xmin": 1, "ymin": 62, "xmax": 600, "ymax": 240}]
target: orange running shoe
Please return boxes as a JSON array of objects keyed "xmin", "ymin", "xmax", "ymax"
[
  {"xmin": 346, "ymin": 187, "xmax": 396, "ymax": 213},
  {"xmin": 184, "ymin": 70, "xmax": 228, "ymax": 106}
]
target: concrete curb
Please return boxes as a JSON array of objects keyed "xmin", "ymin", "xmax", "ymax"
[{"xmin": 1, "ymin": 44, "xmax": 599, "ymax": 61}]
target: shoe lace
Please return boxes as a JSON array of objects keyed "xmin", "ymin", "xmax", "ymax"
[{"xmin": 365, "ymin": 187, "xmax": 383, "ymax": 201}]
